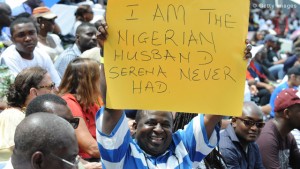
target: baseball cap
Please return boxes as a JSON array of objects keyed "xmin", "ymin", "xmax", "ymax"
[
  {"xmin": 264, "ymin": 34, "xmax": 278, "ymax": 43},
  {"xmin": 274, "ymin": 88, "xmax": 300, "ymax": 112},
  {"xmin": 32, "ymin": 7, "xmax": 57, "ymax": 20}
]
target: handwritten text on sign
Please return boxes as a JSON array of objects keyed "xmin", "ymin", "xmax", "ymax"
[{"xmin": 105, "ymin": 0, "xmax": 249, "ymax": 116}]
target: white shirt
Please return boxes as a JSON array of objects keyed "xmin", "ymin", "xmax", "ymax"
[{"xmin": 0, "ymin": 45, "xmax": 61, "ymax": 86}]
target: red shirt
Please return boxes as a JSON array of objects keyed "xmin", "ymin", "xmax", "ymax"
[{"xmin": 62, "ymin": 93, "xmax": 102, "ymax": 159}]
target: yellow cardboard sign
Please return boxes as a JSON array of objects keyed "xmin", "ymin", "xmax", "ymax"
[{"xmin": 105, "ymin": 0, "xmax": 250, "ymax": 116}]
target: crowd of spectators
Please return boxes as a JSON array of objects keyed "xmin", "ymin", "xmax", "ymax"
[{"xmin": 0, "ymin": 0, "xmax": 300, "ymax": 169}]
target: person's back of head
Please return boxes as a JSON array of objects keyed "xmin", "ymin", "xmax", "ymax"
[
  {"xmin": 26, "ymin": 94, "xmax": 79, "ymax": 129},
  {"xmin": 59, "ymin": 58, "xmax": 101, "ymax": 110},
  {"xmin": 287, "ymin": 65, "xmax": 300, "ymax": 85},
  {"xmin": 11, "ymin": 113, "xmax": 78, "ymax": 169}
]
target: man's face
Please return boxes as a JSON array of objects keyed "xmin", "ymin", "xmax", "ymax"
[
  {"xmin": 77, "ymin": 26, "xmax": 97, "ymax": 52},
  {"xmin": 135, "ymin": 111, "xmax": 173, "ymax": 156},
  {"xmin": 233, "ymin": 110, "xmax": 264, "ymax": 143},
  {"xmin": 0, "ymin": 5, "xmax": 13, "ymax": 27},
  {"xmin": 11, "ymin": 22, "xmax": 38, "ymax": 54}
]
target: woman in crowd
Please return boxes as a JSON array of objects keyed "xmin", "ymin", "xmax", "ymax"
[
  {"xmin": 71, "ymin": 4, "xmax": 94, "ymax": 36},
  {"xmin": 59, "ymin": 58, "xmax": 102, "ymax": 162},
  {"xmin": 33, "ymin": 7, "xmax": 64, "ymax": 62},
  {"xmin": 0, "ymin": 67, "xmax": 56, "ymax": 161}
]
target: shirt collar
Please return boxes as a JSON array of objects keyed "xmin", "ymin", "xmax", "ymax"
[
  {"xmin": 225, "ymin": 123, "xmax": 240, "ymax": 143},
  {"xmin": 72, "ymin": 44, "xmax": 82, "ymax": 56}
]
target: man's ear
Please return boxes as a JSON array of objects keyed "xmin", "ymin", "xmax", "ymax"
[
  {"xmin": 132, "ymin": 121, "xmax": 137, "ymax": 130},
  {"xmin": 231, "ymin": 118, "xmax": 237, "ymax": 127},
  {"xmin": 283, "ymin": 108, "xmax": 290, "ymax": 119},
  {"xmin": 31, "ymin": 151, "xmax": 45, "ymax": 169}
]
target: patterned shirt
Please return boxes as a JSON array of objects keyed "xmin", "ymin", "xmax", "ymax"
[
  {"xmin": 96, "ymin": 107, "xmax": 220, "ymax": 169},
  {"xmin": 54, "ymin": 44, "xmax": 81, "ymax": 77}
]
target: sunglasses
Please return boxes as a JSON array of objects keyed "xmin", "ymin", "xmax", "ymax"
[
  {"xmin": 38, "ymin": 82, "xmax": 55, "ymax": 90},
  {"xmin": 236, "ymin": 117, "xmax": 265, "ymax": 128},
  {"xmin": 50, "ymin": 153, "xmax": 80, "ymax": 168},
  {"xmin": 68, "ymin": 118, "xmax": 79, "ymax": 129}
]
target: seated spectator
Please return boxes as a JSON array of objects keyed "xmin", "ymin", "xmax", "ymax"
[
  {"xmin": 33, "ymin": 7, "xmax": 64, "ymax": 62},
  {"xmin": 7, "ymin": 113, "xmax": 78, "ymax": 169},
  {"xmin": 54, "ymin": 23, "xmax": 98, "ymax": 77},
  {"xmin": 59, "ymin": 58, "xmax": 102, "ymax": 161},
  {"xmin": 0, "ymin": 2, "xmax": 13, "ymax": 54},
  {"xmin": 71, "ymin": 4, "xmax": 94, "ymax": 36},
  {"xmin": 25, "ymin": 94, "xmax": 79, "ymax": 128},
  {"xmin": 12, "ymin": 0, "xmax": 44, "ymax": 16},
  {"xmin": 269, "ymin": 65, "xmax": 300, "ymax": 118},
  {"xmin": 256, "ymin": 88, "xmax": 300, "ymax": 168},
  {"xmin": 0, "ymin": 66, "xmax": 56, "ymax": 161},
  {"xmin": 247, "ymin": 51, "xmax": 275, "ymax": 106},
  {"xmin": 96, "ymin": 64, "xmax": 221, "ymax": 168},
  {"xmin": 261, "ymin": 34, "xmax": 285, "ymax": 80},
  {"xmin": 219, "ymin": 101, "xmax": 265, "ymax": 169},
  {"xmin": 25, "ymin": 94, "xmax": 103, "ymax": 169},
  {"xmin": 95, "ymin": 20, "xmax": 251, "ymax": 169},
  {"xmin": 0, "ymin": 17, "xmax": 61, "ymax": 86}
]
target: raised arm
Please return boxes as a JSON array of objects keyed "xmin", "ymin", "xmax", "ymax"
[
  {"xmin": 99, "ymin": 62, "xmax": 123, "ymax": 135},
  {"xmin": 204, "ymin": 40, "xmax": 252, "ymax": 138},
  {"xmin": 98, "ymin": 21, "xmax": 123, "ymax": 135}
]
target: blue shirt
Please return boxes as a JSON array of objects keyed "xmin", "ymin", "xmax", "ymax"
[
  {"xmin": 12, "ymin": 3, "xmax": 31, "ymax": 16},
  {"xmin": 219, "ymin": 124, "xmax": 265, "ymax": 169},
  {"xmin": 269, "ymin": 81, "xmax": 297, "ymax": 118},
  {"xmin": 54, "ymin": 44, "xmax": 81, "ymax": 77},
  {"xmin": 96, "ymin": 107, "xmax": 220, "ymax": 169}
]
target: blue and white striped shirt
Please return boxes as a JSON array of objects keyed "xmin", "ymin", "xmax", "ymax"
[{"xmin": 96, "ymin": 107, "xmax": 220, "ymax": 169}]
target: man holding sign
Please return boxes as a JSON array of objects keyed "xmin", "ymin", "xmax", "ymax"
[
  {"xmin": 96, "ymin": 26, "xmax": 251, "ymax": 169},
  {"xmin": 96, "ymin": 0, "xmax": 251, "ymax": 168}
]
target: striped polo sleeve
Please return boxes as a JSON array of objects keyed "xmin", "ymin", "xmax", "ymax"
[
  {"xmin": 175, "ymin": 114, "xmax": 220, "ymax": 164},
  {"xmin": 96, "ymin": 106, "xmax": 131, "ymax": 167}
]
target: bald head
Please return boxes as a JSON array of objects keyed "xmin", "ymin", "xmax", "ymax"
[
  {"xmin": 12, "ymin": 113, "xmax": 78, "ymax": 169},
  {"xmin": 242, "ymin": 101, "xmax": 264, "ymax": 119}
]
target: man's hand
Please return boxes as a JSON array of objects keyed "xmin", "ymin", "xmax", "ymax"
[
  {"xmin": 244, "ymin": 39, "xmax": 252, "ymax": 60},
  {"xmin": 96, "ymin": 20, "xmax": 108, "ymax": 48}
]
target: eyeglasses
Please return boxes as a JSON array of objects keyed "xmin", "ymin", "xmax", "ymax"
[
  {"xmin": 236, "ymin": 117, "xmax": 265, "ymax": 128},
  {"xmin": 50, "ymin": 153, "xmax": 80, "ymax": 168},
  {"xmin": 68, "ymin": 118, "xmax": 79, "ymax": 129},
  {"xmin": 38, "ymin": 82, "xmax": 55, "ymax": 90}
]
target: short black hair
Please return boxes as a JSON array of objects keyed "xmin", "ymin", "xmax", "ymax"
[
  {"xmin": 75, "ymin": 22, "xmax": 95, "ymax": 35},
  {"xmin": 26, "ymin": 94, "xmax": 67, "ymax": 117},
  {"xmin": 10, "ymin": 17, "xmax": 35, "ymax": 36}
]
